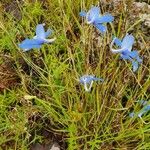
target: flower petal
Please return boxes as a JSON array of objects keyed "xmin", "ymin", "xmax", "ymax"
[
  {"xmin": 132, "ymin": 51, "xmax": 142, "ymax": 62},
  {"xmin": 143, "ymin": 105, "xmax": 150, "ymax": 111},
  {"xmin": 138, "ymin": 112, "xmax": 143, "ymax": 118},
  {"xmin": 129, "ymin": 50, "xmax": 138, "ymax": 58},
  {"xmin": 36, "ymin": 24, "xmax": 46, "ymax": 39},
  {"xmin": 114, "ymin": 38, "xmax": 122, "ymax": 47},
  {"xmin": 79, "ymin": 75, "xmax": 103, "ymax": 85},
  {"xmin": 86, "ymin": 6, "xmax": 100, "ymax": 23},
  {"xmin": 128, "ymin": 51, "xmax": 142, "ymax": 63},
  {"xmin": 94, "ymin": 24, "xmax": 107, "ymax": 33},
  {"xmin": 129, "ymin": 112, "xmax": 135, "ymax": 118},
  {"xmin": 120, "ymin": 51, "xmax": 132, "ymax": 60},
  {"xmin": 79, "ymin": 11, "xmax": 87, "ymax": 17},
  {"xmin": 132, "ymin": 61, "xmax": 138, "ymax": 72},
  {"xmin": 138, "ymin": 105, "xmax": 150, "ymax": 117},
  {"xmin": 80, "ymin": 75, "xmax": 93, "ymax": 84},
  {"xmin": 95, "ymin": 14, "xmax": 114, "ymax": 24},
  {"xmin": 137, "ymin": 100, "xmax": 148, "ymax": 106},
  {"xmin": 93, "ymin": 77, "xmax": 104, "ymax": 82},
  {"xmin": 110, "ymin": 37, "xmax": 124, "ymax": 53},
  {"xmin": 19, "ymin": 39, "xmax": 42, "ymax": 51},
  {"xmin": 121, "ymin": 34, "xmax": 134, "ymax": 51},
  {"xmin": 137, "ymin": 56, "xmax": 142, "ymax": 63},
  {"xmin": 88, "ymin": 6, "xmax": 100, "ymax": 18}
]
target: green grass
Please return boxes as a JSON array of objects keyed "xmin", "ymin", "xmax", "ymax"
[{"xmin": 0, "ymin": 0, "xmax": 150, "ymax": 149}]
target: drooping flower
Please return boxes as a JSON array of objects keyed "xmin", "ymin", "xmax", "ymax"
[
  {"xmin": 110, "ymin": 34, "xmax": 142, "ymax": 72},
  {"xmin": 137, "ymin": 104, "xmax": 150, "ymax": 118},
  {"xmin": 137, "ymin": 100, "xmax": 148, "ymax": 106},
  {"xmin": 19, "ymin": 24, "xmax": 56, "ymax": 52},
  {"xmin": 130, "ymin": 104, "xmax": 150, "ymax": 118},
  {"xmin": 79, "ymin": 75, "xmax": 104, "ymax": 92},
  {"xmin": 79, "ymin": 6, "xmax": 114, "ymax": 33},
  {"xmin": 129, "ymin": 100, "xmax": 150, "ymax": 124}
]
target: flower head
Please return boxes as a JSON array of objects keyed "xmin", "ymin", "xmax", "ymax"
[
  {"xmin": 79, "ymin": 75, "xmax": 104, "ymax": 92},
  {"xmin": 80, "ymin": 6, "xmax": 114, "ymax": 33},
  {"xmin": 137, "ymin": 100, "xmax": 148, "ymax": 106},
  {"xmin": 110, "ymin": 34, "xmax": 142, "ymax": 72},
  {"xmin": 129, "ymin": 100, "xmax": 150, "ymax": 124},
  {"xmin": 129, "ymin": 112, "xmax": 135, "ymax": 118},
  {"xmin": 138, "ymin": 105, "xmax": 150, "ymax": 118},
  {"xmin": 19, "ymin": 24, "xmax": 56, "ymax": 52}
]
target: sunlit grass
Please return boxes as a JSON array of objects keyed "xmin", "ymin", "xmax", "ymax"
[{"xmin": 0, "ymin": 0, "xmax": 149, "ymax": 149}]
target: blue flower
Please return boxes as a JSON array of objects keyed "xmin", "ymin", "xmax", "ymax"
[
  {"xmin": 136, "ymin": 100, "xmax": 147, "ymax": 106},
  {"xmin": 129, "ymin": 112, "xmax": 135, "ymax": 118},
  {"xmin": 79, "ymin": 6, "xmax": 114, "ymax": 33},
  {"xmin": 137, "ymin": 105, "xmax": 150, "ymax": 118},
  {"xmin": 19, "ymin": 24, "xmax": 56, "ymax": 52},
  {"xmin": 110, "ymin": 34, "xmax": 142, "ymax": 72},
  {"xmin": 129, "ymin": 100, "xmax": 150, "ymax": 124},
  {"xmin": 79, "ymin": 75, "xmax": 104, "ymax": 92}
]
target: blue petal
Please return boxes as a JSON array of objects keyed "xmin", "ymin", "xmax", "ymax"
[
  {"xmin": 93, "ymin": 77, "xmax": 104, "ymax": 82},
  {"xmin": 19, "ymin": 39, "xmax": 42, "ymax": 51},
  {"xmin": 94, "ymin": 24, "xmax": 107, "ymax": 33},
  {"xmin": 121, "ymin": 34, "xmax": 134, "ymax": 50},
  {"xmin": 79, "ymin": 75, "xmax": 104, "ymax": 85},
  {"xmin": 137, "ymin": 100, "xmax": 148, "ymax": 106},
  {"xmin": 45, "ymin": 29, "xmax": 52, "ymax": 38},
  {"xmin": 138, "ymin": 105, "xmax": 150, "ymax": 117},
  {"xmin": 87, "ymin": 7, "xmax": 100, "ymax": 23},
  {"xmin": 36, "ymin": 24, "xmax": 46, "ymax": 38},
  {"xmin": 137, "ymin": 56, "xmax": 142, "ymax": 63},
  {"xmin": 95, "ymin": 14, "xmax": 114, "ymax": 24},
  {"xmin": 132, "ymin": 61, "xmax": 138, "ymax": 72},
  {"xmin": 128, "ymin": 51, "xmax": 142, "ymax": 63},
  {"xmin": 88, "ymin": 6, "xmax": 100, "ymax": 18},
  {"xmin": 79, "ymin": 11, "xmax": 87, "ymax": 17},
  {"xmin": 114, "ymin": 38, "xmax": 122, "ymax": 47},
  {"xmin": 138, "ymin": 112, "xmax": 144, "ymax": 118},
  {"xmin": 121, "ymin": 54, "xmax": 131, "ymax": 60},
  {"xmin": 143, "ymin": 105, "xmax": 150, "ymax": 111},
  {"xmin": 80, "ymin": 75, "xmax": 94, "ymax": 84},
  {"xmin": 129, "ymin": 112, "xmax": 135, "ymax": 118},
  {"xmin": 121, "ymin": 50, "xmax": 132, "ymax": 60},
  {"xmin": 129, "ymin": 50, "xmax": 138, "ymax": 58}
]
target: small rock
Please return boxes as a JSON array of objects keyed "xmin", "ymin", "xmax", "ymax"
[
  {"xmin": 31, "ymin": 143, "xmax": 44, "ymax": 150},
  {"xmin": 49, "ymin": 143, "xmax": 60, "ymax": 150}
]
